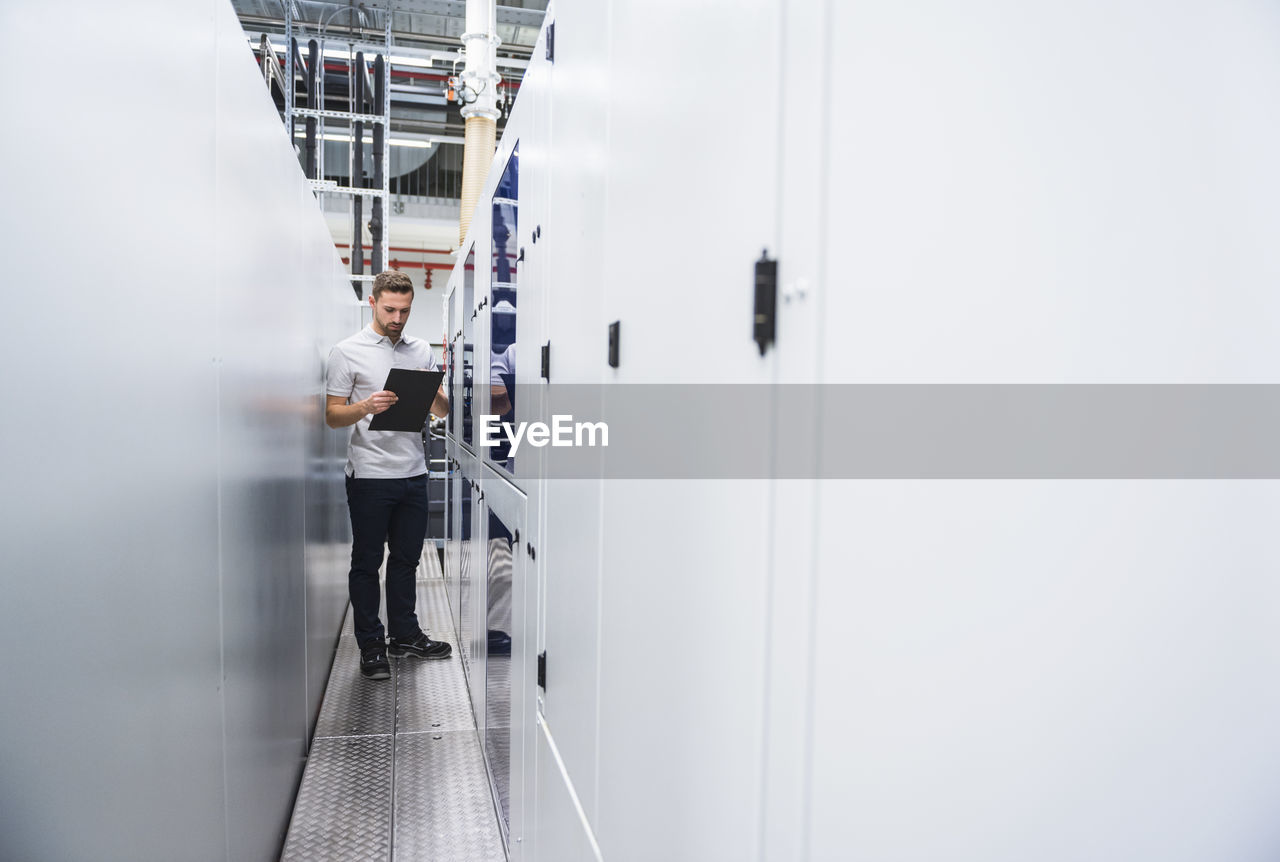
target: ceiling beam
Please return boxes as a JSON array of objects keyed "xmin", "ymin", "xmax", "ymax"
[{"xmin": 236, "ymin": 13, "xmax": 535, "ymax": 57}]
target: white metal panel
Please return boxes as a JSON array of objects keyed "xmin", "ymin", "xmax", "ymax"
[
  {"xmin": 539, "ymin": 0, "xmax": 603, "ymax": 394},
  {"xmin": 806, "ymin": 3, "xmax": 1280, "ymax": 861},
  {"xmin": 445, "ymin": 277, "xmax": 462, "ymax": 617},
  {"xmin": 591, "ymin": 1, "xmax": 781, "ymax": 859},
  {"xmin": 534, "ymin": 718, "xmax": 602, "ymax": 862},
  {"xmin": 480, "ymin": 473, "xmax": 530, "ymax": 852},
  {"xmin": 823, "ymin": 0, "xmax": 1280, "ymax": 385},
  {"xmin": 598, "ymin": 0, "xmax": 782, "ymax": 384},
  {"xmin": 457, "ymin": 449, "xmax": 484, "ymax": 701},
  {"xmin": 213, "ymin": 4, "xmax": 358, "ymax": 856},
  {"xmin": 511, "ymin": 45, "xmax": 549, "ymax": 492},
  {"xmin": 527, "ymin": 0, "xmax": 615, "ymax": 825},
  {"xmin": 0, "ymin": 1, "xmax": 354, "ymax": 859},
  {"xmin": 595, "ymin": 480, "xmax": 771, "ymax": 862},
  {"xmin": 0, "ymin": 3, "xmax": 227, "ymax": 858},
  {"xmin": 808, "ymin": 481, "xmax": 1280, "ymax": 862}
]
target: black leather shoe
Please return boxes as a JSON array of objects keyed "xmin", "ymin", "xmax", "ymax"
[
  {"xmin": 388, "ymin": 631, "xmax": 452, "ymax": 660},
  {"xmin": 360, "ymin": 643, "xmax": 391, "ymax": 679}
]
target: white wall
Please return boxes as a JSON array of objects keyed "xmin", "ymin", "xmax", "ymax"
[{"xmin": 0, "ymin": 2, "xmax": 356, "ymax": 860}]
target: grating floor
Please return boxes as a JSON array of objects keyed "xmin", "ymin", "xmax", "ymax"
[{"xmin": 282, "ymin": 550, "xmax": 506, "ymax": 862}]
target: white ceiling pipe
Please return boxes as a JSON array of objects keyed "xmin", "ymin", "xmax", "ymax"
[
  {"xmin": 457, "ymin": 0, "xmax": 502, "ymax": 244},
  {"xmin": 460, "ymin": 0, "xmax": 502, "ymax": 123}
]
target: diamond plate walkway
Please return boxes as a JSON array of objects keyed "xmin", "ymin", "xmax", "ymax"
[{"xmin": 281, "ymin": 551, "xmax": 505, "ymax": 862}]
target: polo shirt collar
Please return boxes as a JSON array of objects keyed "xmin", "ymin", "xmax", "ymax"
[{"xmin": 364, "ymin": 324, "xmax": 413, "ymax": 348}]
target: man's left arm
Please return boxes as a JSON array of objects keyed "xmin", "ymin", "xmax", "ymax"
[
  {"xmin": 425, "ymin": 351, "xmax": 449, "ymax": 419},
  {"xmin": 431, "ymin": 385, "xmax": 449, "ymax": 420}
]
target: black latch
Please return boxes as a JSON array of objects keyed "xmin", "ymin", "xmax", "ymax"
[
  {"xmin": 517, "ymin": 246, "xmax": 525, "ymax": 262},
  {"xmin": 753, "ymin": 249, "xmax": 777, "ymax": 356},
  {"xmin": 608, "ymin": 321, "xmax": 620, "ymax": 368},
  {"xmin": 537, "ymin": 651, "xmax": 546, "ymax": 689},
  {"xmin": 545, "ymin": 21, "xmax": 555, "ymax": 62},
  {"xmin": 541, "ymin": 341, "xmax": 551, "ymax": 381}
]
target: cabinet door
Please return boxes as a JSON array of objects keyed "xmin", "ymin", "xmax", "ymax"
[
  {"xmin": 590, "ymin": 2, "xmax": 783, "ymax": 858},
  {"xmin": 480, "ymin": 479, "xmax": 528, "ymax": 852}
]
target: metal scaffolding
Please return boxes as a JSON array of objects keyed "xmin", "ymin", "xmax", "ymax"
[{"xmin": 284, "ymin": 2, "xmax": 393, "ymax": 298}]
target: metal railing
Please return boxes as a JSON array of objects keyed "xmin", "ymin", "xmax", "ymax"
[{"xmin": 323, "ymin": 142, "xmax": 465, "ymax": 200}]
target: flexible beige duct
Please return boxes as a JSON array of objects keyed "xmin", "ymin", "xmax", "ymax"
[{"xmin": 459, "ymin": 115, "xmax": 497, "ymax": 246}]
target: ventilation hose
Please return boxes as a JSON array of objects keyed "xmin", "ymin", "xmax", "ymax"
[{"xmin": 459, "ymin": 115, "xmax": 496, "ymax": 246}]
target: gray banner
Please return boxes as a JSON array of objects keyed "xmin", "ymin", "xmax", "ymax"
[{"xmin": 466, "ymin": 385, "xmax": 1280, "ymax": 479}]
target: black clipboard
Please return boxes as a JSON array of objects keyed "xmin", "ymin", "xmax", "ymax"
[{"xmin": 368, "ymin": 368, "xmax": 445, "ymax": 432}]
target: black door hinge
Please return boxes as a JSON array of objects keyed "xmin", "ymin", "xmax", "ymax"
[
  {"xmin": 546, "ymin": 22, "xmax": 555, "ymax": 62},
  {"xmin": 753, "ymin": 249, "xmax": 777, "ymax": 356},
  {"xmin": 537, "ymin": 651, "xmax": 547, "ymax": 689},
  {"xmin": 541, "ymin": 341, "xmax": 551, "ymax": 381},
  {"xmin": 608, "ymin": 321, "xmax": 620, "ymax": 368}
]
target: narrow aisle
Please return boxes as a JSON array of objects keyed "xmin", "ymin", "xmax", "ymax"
[{"xmin": 282, "ymin": 553, "xmax": 505, "ymax": 862}]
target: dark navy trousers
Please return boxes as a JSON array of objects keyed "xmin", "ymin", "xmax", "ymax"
[{"xmin": 345, "ymin": 474, "xmax": 427, "ymax": 648}]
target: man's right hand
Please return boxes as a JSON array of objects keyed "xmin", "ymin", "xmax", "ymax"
[{"xmin": 363, "ymin": 390, "xmax": 399, "ymax": 415}]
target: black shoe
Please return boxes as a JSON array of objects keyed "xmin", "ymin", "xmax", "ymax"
[
  {"xmin": 360, "ymin": 643, "xmax": 391, "ymax": 680},
  {"xmin": 388, "ymin": 631, "xmax": 452, "ymax": 660},
  {"xmin": 487, "ymin": 629, "xmax": 512, "ymax": 656}
]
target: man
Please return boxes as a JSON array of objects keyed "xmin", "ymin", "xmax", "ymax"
[{"xmin": 326, "ymin": 270, "xmax": 452, "ymax": 679}]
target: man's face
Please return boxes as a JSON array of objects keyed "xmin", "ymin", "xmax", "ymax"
[{"xmin": 370, "ymin": 289, "xmax": 413, "ymax": 337}]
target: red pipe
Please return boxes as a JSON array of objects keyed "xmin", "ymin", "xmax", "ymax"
[
  {"xmin": 317, "ymin": 60, "xmax": 519, "ymax": 88},
  {"xmin": 335, "ymin": 243, "xmax": 455, "ymax": 255},
  {"xmin": 341, "ymin": 257, "xmax": 455, "ymax": 271},
  {"xmin": 391, "ymin": 259, "xmax": 456, "ymax": 271},
  {"xmin": 255, "ymin": 51, "xmax": 521, "ymax": 89}
]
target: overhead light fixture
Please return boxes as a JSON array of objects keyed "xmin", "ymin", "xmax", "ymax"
[
  {"xmin": 385, "ymin": 54, "xmax": 441, "ymax": 69},
  {"xmin": 293, "ymin": 129, "xmax": 433, "ymax": 149}
]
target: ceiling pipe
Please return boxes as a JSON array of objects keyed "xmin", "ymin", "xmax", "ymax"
[{"xmin": 457, "ymin": 0, "xmax": 501, "ymax": 246}]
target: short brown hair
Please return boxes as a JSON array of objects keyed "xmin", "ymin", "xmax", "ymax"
[{"xmin": 372, "ymin": 270, "xmax": 414, "ymax": 299}]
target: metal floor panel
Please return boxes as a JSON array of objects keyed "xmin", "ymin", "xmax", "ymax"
[
  {"xmin": 397, "ymin": 650, "xmax": 475, "ymax": 733},
  {"xmin": 281, "ymin": 735, "xmax": 393, "ymax": 862},
  {"xmin": 285, "ymin": 578, "xmax": 506, "ymax": 862},
  {"xmin": 394, "ymin": 732, "xmax": 507, "ymax": 862},
  {"xmin": 314, "ymin": 636, "xmax": 395, "ymax": 738}
]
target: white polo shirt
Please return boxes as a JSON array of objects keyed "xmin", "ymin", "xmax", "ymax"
[{"xmin": 326, "ymin": 325, "xmax": 438, "ymax": 478}]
